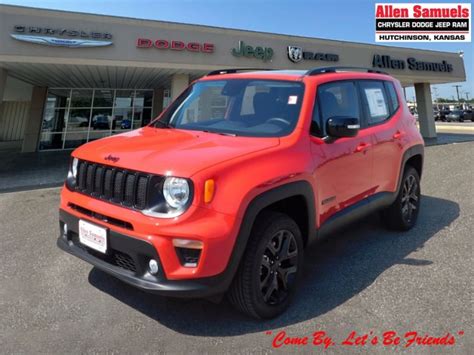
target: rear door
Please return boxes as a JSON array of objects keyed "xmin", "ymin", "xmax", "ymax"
[
  {"xmin": 310, "ymin": 80, "xmax": 374, "ymax": 225},
  {"xmin": 358, "ymin": 80, "xmax": 403, "ymax": 193}
]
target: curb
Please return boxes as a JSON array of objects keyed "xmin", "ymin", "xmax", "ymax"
[
  {"xmin": 416, "ymin": 124, "xmax": 474, "ymax": 132},
  {"xmin": 435, "ymin": 126, "xmax": 474, "ymax": 132}
]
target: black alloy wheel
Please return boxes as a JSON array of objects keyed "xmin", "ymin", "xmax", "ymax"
[
  {"xmin": 401, "ymin": 174, "xmax": 419, "ymax": 225},
  {"xmin": 228, "ymin": 211, "xmax": 304, "ymax": 319},
  {"xmin": 260, "ymin": 230, "xmax": 298, "ymax": 305},
  {"xmin": 382, "ymin": 166, "xmax": 421, "ymax": 231}
]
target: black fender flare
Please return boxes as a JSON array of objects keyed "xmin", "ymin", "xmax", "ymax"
[
  {"xmin": 219, "ymin": 180, "xmax": 316, "ymax": 289},
  {"xmin": 396, "ymin": 144, "xmax": 424, "ymax": 195}
]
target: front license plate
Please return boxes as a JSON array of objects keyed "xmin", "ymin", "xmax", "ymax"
[{"xmin": 78, "ymin": 220, "xmax": 107, "ymax": 254}]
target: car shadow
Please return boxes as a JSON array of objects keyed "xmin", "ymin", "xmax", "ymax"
[{"xmin": 88, "ymin": 194, "xmax": 459, "ymax": 336}]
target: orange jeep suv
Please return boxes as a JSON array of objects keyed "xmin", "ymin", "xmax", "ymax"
[{"xmin": 58, "ymin": 67, "xmax": 424, "ymax": 318}]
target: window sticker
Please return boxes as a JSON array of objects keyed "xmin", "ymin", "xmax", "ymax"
[
  {"xmin": 288, "ymin": 95, "xmax": 298, "ymax": 105},
  {"xmin": 364, "ymin": 88, "xmax": 388, "ymax": 117}
]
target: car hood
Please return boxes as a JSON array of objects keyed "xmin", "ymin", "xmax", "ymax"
[{"xmin": 73, "ymin": 127, "xmax": 280, "ymax": 177}]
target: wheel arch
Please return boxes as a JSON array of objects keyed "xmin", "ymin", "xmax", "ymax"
[
  {"xmin": 243, "ymin": 181, "xmax": 316, "ymax": 247},
  {"xmin": 397, "ymin": 144, "xmax": 424, "ymax": 194},
  {"xmin": 221, "ymin": 180, "xmax": 316, "ymax": 289},
  {"xmin": 405, "ymin": 154, "xmax": 423, "ymax": 179}
]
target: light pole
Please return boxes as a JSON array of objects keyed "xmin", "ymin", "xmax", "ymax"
[
  {"xmin": 432, "ymin": 87, "xmax": 439, "ymax": 104},
  {"xmin": 453, "ymin": 85, "xmax": 462, "ymax": 102}
]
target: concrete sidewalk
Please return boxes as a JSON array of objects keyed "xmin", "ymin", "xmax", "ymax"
[
  {"xmin": 436, "ymin": 125, "xmax": 474, "ymax": 132},
  {"xmin": 0, "ymin": 150, "xmax": 70, "ymax": 193},
  {"xmin": 433, "ymin": 122, "xmax": 474, "ymax": 133}
]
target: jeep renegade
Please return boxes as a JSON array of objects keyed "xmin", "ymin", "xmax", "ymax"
[{"xmin": 58, "ymin": 67, "xmax": 424, "ymax": 319}]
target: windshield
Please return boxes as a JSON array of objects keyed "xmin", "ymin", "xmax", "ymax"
[{"xmin": 156, "ymin": 79, "xmax": 305, "ymax": 137}]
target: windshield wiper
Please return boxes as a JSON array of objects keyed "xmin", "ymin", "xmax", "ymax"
[
  {"xmin": 153, "ymin": 120, "xmax": 173, "ymax": 129},
  {"xmin": 201, "ymin": 130, "xmax": 237, "ymax": 137}
]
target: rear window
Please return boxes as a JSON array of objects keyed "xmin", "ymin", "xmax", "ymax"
[
  {"xmin": 385, "ymin": 81, "xmax": 400, "ymax": 113},
  {"xmin": 359, "ymin": 81, "xmax": 390, "ymax": 125}
]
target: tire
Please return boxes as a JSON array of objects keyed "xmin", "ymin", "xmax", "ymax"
[
  {"xmin": 382, "ymin": 166, "xmax": 421, "ymax": 231},
  {"xmin": 227, "ymin": 211, "xmax": 304, "ymax": 319}
]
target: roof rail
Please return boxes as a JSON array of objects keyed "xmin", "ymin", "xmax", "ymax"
[
  {"xmin": 305, "ymin": 66, "xmax": 389, "ymax": 76},
  {"xmin": 206, "ymin": 68, "xmax": 273, "ymax": 76}
]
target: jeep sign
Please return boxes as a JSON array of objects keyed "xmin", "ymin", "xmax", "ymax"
[{"xmin": 231, "ymin": 40, "xmax": 274, "ymax": 61}]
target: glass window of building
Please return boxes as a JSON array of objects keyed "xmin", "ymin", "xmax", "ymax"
[
  {"xmin": 39, "ymin": 88, "xmax": 154, "ymax": 150},
  {"xmin": 71, "ymin": 89, "xmax": 93, "ymax": 108},
  {"xmin": 93, "ymin": 89, "xmax": 114, "ymax": 107}
]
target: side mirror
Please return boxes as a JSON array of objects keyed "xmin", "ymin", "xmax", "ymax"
[{"xmin": 326, "ymin": 117, "xmax": 360, "ymax": 138}]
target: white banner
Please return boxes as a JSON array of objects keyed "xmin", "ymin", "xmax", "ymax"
[{"xmin": 375, "ymin": 3, "xmax": 471, "ymax": 42}]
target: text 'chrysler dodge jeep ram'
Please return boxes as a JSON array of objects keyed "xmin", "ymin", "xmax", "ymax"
[{"xmin": 58, "ymin": 67, "xmax": 424, "ymax": 319}]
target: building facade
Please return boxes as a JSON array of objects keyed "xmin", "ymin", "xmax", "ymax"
[{"xmin": 0, "ymin": 5, "xmax": 467, "ymax": 152}]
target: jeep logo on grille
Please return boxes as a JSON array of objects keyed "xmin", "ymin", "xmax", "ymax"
[{"xmin": 104, "ymin": 154, "xmax": 120, "ymax": 163}]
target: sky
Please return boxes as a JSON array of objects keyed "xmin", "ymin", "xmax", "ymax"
[{"xmin": 1, "ymin": 0, "xmax": 472, "ymax": 100}]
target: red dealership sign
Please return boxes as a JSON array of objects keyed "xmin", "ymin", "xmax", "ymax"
[{"xmin": 136, "ymin": 38, "xmax": 214, "ymax": 53}]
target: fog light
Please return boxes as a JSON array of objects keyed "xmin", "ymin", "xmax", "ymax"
[
  {"xmin": 175, "ymin": 248, "xmax": 201, "ymax": 267},
  {"xmin": 149, "ymin": 259, "xmax": 159, "ymax": 275},
  {"xmin": 173, "ymin": 239, "xmax": 203, "ymax": 267},
  {"xmin": 63, "ymin": 223, "xmax": 68, "ymax": 237}
]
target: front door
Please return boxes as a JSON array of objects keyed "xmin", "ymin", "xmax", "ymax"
[{"xmin": 310, "ymin": 80, "xmax": 374, "ymax": 225}]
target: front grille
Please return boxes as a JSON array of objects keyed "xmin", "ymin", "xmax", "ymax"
[{"xmin": 74, "ymin": 160, "xmax": 152, "ymax": 210}]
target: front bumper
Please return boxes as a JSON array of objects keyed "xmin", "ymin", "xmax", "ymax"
[{"xmin": 58, "ymin": 209, "xmax": 231, "ymax": 298}]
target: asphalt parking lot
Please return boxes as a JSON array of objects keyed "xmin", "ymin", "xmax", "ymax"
[{"xmin": 0, "ymin": 142, "xmax": 473, "ymax": 354}]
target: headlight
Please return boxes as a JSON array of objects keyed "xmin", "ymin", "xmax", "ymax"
[
  {"xmin": 163, "ymin": 177, "xmax": 190, "ymax": 209},
  {"xmin": 71, "ymin": 158, "xmax": 79, "ymax": 179}
]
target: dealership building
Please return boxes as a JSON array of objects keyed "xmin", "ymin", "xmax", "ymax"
[{"xmin": 0, "ymin": 5, "xmax": 467, "ymax": 152}]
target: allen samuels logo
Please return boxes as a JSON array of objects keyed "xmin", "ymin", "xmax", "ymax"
[{"xmin": 375, "ymin": 3, "xmax": 471, "ymax": 42}]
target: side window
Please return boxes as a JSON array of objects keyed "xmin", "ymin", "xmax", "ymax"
[
  {"xmin": 360, "ymin": 81, "xmax": 390, "ymax": 125},
  {"xmin": 311, "ymin": 102, "xmax": 322, "ymax": 136},
  {"xmin": 315, "ymin": 81, "xmax": 359, "ymax": 136},
  {"xmin": 385, "ymin": 81, "xmax": 400, "ymax": 113}
]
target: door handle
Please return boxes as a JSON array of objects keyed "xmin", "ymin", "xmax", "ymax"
[
  {"xmin": 393, "ymin": 130, "xmax": 404, "ymax": 140},
  {"xmin": 355, "ymin": 142, "xmax": 371, "ymax": 153}
]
